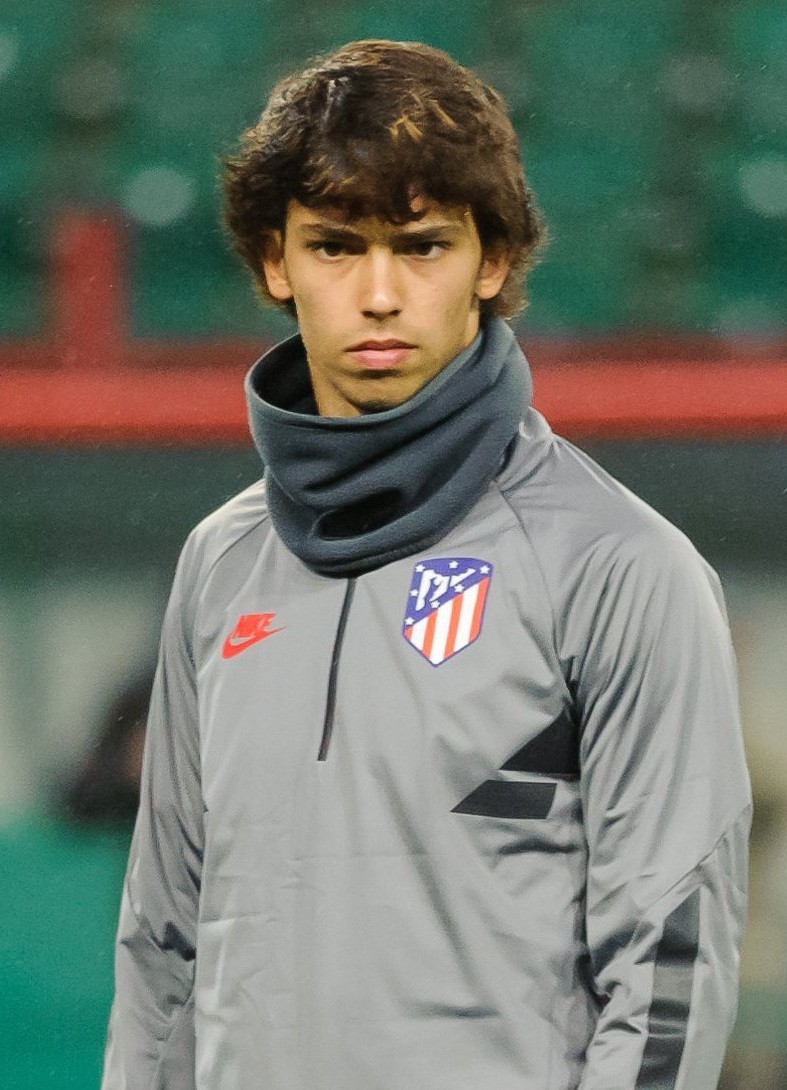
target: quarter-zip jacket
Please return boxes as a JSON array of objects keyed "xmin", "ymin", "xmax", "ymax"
[{"xmin": 102, "ymin": 325, "xmax": 751, "ymax": 1090}]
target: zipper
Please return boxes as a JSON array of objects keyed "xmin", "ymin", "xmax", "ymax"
[{"xmin": 317, "ymin": 577, "xmax": 357, "ymax": 761}]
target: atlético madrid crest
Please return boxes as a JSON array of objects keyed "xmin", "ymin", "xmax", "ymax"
[{"xmin": 403, "ymin": 557, "xmax": 493, "ymax": 666}]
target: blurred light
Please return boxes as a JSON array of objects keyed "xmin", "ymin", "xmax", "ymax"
[
  {"xmin": 745, "ymin": 71, "xmax": 787, "ymax": 133},
  {"xmin": 94, "ymin": 7, "xmax": 143, "ymax": 44},
  {"xmin": 0, "ymin": 31, "xmax": 19, "ymax": 82},
  {"xmin": 632, "ymin": 199, "xmax": 702, "ymax": 259},
  {"xmin": 57, "ymin": 57, "xmax": 127, "ymax": 122},
  {"xmin": 739, "ymin": 155, "xmax": 787, "ymax": 218},
  {"xmin": 714, "ymin": 296, "xmax": 787, "ymax": 337},
  {"xmin": 121, "ymin": 167, "xmax": 196, "ymax": 227},
  {"xmin": 152, "ymin": 96, "xmax": 203, "ymax": 133},
  {"xmin": 176, "ymin": 24, "xmax": 223, "ymax": 74},
  {"xmin": 663, "ymin": 54, "xmax": 732, "ymax": 118}
]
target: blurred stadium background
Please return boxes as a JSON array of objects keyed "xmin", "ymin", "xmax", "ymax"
[{"xmin": 1, "ymin": 2, "xmax": 786, "ymax": 1087}]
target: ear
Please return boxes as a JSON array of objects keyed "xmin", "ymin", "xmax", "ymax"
[
  {"xmin": 475, "ymin": 246, "xmax": 511, "ymax": 302},
  {"xmin": 260, "ymin": 230, "xmax": 293, "ymax": 302}
]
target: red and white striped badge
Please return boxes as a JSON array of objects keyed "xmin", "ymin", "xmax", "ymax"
[{"xmin": 402, "ymin": 557, "xmax": 493, "ymax": 666}]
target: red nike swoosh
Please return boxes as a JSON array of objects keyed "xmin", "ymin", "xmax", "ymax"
[{"xmin": 222, "ymin": 613, "xmax": 284, "ymax": 659}]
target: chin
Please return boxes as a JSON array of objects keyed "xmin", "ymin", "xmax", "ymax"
[
  {"xmin": 353, "ymin": 396, "xmax": 402, "ymax": 415},
  {"xmin": 347, "ymin": 377, "xmax": 416, "ymax": 415}
]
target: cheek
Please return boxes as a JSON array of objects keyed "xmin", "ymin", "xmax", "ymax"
[
  {"xmin": 291, "ymin": 279, "xmax": 347, "ymax": 356},
  {"xmin": 291, "ymin": 286, "xmax": 333, "ymax": 329},
  {"xmin": 423, "ymin": 263, "xmax": 479, "ymax": 305},
  {"xmin": 294, "ymin": 272, "xmax": 345, "ymax": 316}
]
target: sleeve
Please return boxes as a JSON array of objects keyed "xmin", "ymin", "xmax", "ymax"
[
  {"xmin": 101, "ymin": 533, "xmax": 204, "ymax": 1090},
  {"xmin": 571, "ymin": 532, "xmax": 752, "ymax": 1090}
]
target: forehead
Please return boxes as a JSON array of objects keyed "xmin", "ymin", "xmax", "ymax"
[{"xmin": 284, "ymin": 198, "xmax": 474, "ymax": 236}]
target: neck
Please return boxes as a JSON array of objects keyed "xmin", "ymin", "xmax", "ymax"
[{"xmin": 245, "ymin": 317, "xmax": 532, "ymax": 576}]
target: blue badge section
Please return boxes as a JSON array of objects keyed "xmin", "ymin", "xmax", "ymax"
[{"xmin": 403, "ymin": 557, "xmax": 493, "ymax": 666}]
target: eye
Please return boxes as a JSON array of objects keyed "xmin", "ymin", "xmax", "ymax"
[
  {"xmin": 305, "ymin": 240, "xmax": 351, "ymax": 259},
  {"xmin": 405, "ymin": 240, "xmax": 450, "ymax": 259}
]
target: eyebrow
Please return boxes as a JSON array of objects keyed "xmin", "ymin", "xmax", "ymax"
[{"xmin": 298, "ymin": 222, "xmax": 464, "ymax": 242}]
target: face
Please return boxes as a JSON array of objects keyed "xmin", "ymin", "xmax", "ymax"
[{"xmin": 260, "ymin": 197, "xmax": 510, "ymax": 417}]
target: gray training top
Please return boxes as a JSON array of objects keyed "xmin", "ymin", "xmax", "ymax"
[{"xmin": 102, "ymin": 318, "xmax": 751, "ymax": 1090}]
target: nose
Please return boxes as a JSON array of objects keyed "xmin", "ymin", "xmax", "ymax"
[{"xmin": 359, "ymin": 248, "xmax": 402, "ymax": 319}]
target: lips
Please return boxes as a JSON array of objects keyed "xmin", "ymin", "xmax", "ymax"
[
  {"xmin": 347, "ymin": 339, "xmax": 415, "ymax": 351},
  {"xmin": 347, "ymin": 339, "xmax": 416, "ymax": 370}
]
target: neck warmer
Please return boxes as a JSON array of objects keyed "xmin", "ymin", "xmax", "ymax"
[{"xmin": 245, "ymin": 316, "xmax": 532, "ymax": 577}]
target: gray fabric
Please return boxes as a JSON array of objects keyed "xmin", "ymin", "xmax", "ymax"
[
  {"xmin": 103, "ymin": 353, "xmax": 751, "ymax": 1090},
  {"xmin": 635, "ymin": 888, "xmax": 700, "ymax": 1090},
  {"xmin": 245, "ymin": 318, "xmax": 531, "ymax": 575}
]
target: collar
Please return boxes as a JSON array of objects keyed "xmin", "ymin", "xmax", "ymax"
[{"xmin": 245, "ymin": 317, "xmax": 533, "ymax": 576}]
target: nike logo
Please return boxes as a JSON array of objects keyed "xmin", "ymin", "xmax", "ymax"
[{"xmin": 222, "ymin": 613, "xmax": 284, "ymax": 659}]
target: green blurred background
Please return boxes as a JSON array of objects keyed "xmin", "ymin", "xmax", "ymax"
[
  {"xmin": 1, "ymin": 2, "xmax": 786, "ymax": 1087},
  {"xmin": 5, "ymin": 0, "xmax": 787, "ymax": 337}
]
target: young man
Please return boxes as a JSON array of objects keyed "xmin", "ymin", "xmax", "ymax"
[{"xmin": 102, "ymin": 40, "xmax": 751, "ymax": 1090}]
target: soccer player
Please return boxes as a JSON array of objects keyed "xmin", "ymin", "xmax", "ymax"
[{"xmin": 101, "ymin": 40, "xmax": 751, "ymax": 1090}]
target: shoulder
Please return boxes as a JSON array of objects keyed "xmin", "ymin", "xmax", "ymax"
[
  {"xmin": 175, "ymin": 477, "xmax": 272, "ymax": 598},
  {"xmin": 496, "ymin": 412, "xmax": 724, "ymax": 650},
  {"xmin": 500, "ymin": 411, "xmax": 711, "ymax": 575},
  {"xmin": 189, "ymin": 477, "xmax": 270, "ymax": 558}
]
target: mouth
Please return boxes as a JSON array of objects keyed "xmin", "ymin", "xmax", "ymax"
[{"xmin": 346, "ymin": 340, "xmax": 416, "ymax": 370}]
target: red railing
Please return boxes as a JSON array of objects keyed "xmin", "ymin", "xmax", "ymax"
[{"xmin": 1, "ymin": 211, "xmax": 785, "ymax": 445}]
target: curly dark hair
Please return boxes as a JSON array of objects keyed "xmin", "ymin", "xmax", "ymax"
[{"xmin": 221, "ymin": 39, "xmax": 547, "ymax": 321}]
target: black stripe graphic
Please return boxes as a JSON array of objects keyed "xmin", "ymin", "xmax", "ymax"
[
  {"xmin": 317, "ymin": 578, "xmax": 356, "ymax": 761},
  {"xmin": 452, "ymin": 780, "xmax": 556, "ymax": 819},
  {"xmin": 501, "ymin": 709, "xmax": 579, "ymax": 778},
  {"xmin": 635, "ymin": 888, "xmax": 701, "ymax": 1090}
]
